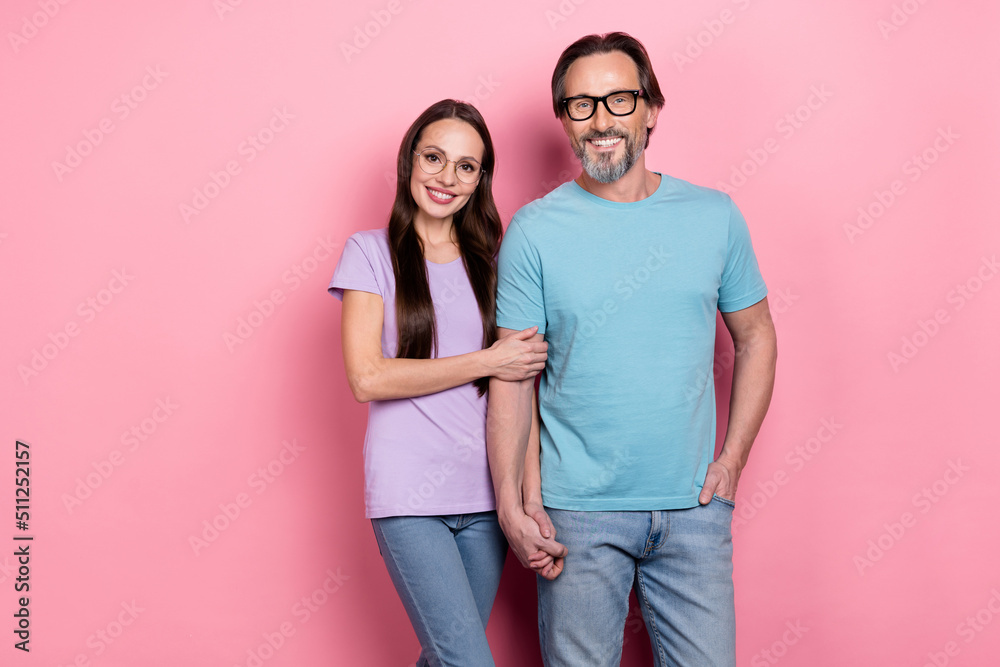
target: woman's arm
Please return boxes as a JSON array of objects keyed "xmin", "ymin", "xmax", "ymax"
[{"xmin": 341, "ymin": 289, "xmax": 547, "ymax": 402}]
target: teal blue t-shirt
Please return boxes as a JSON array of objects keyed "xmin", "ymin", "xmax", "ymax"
[{"xmin": 496, "ymin": 175, "xmax": 767, "ymax": 510}]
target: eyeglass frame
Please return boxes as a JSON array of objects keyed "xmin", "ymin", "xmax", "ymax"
[
  {"xmin": 560, "ymin": 89, "xmax": 646, "ymax": 122},
  {"xmin": 412, "ymin": 148, "xmax": 485, "ymax": 184}
]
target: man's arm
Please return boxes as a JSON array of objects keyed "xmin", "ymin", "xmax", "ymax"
[
  {"xmin": 699, "ymin": 297, "xmax": 778, "ymax": 503},
  {"xmin": 488, "ymin": 327, "xmax": 567, "ymax": 578},
  {"xmin": 523, "ymin": 389, "xmax": 564, "ymax": 579}
]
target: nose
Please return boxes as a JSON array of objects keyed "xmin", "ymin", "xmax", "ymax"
[
  {"xmin": 437, "ymin": 161, "xmax": 458, "ymax": 186},
  {"xmin": 592, "ymin": 101, "xmax": 615, "ymax": 132}
]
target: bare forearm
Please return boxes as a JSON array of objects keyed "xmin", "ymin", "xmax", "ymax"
[
  {"xmin": 522, "ymin": 389, "xmax": 543, "ymax": 506},
  {"xmin": 487, "ymin": 376, "xmax": 535, "ymax": 517},
  {"xmin": 720, "ymin": 332, "xmax": 777, "ymax": 466},
  {"xmin": 350, "ymin": 351, "xmax": 488, "ymax": 402}
]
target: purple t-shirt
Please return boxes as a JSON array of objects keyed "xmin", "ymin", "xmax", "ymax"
[{"xmin": 328, "ymin": 228, "xmax": 495, "ymax": 518}]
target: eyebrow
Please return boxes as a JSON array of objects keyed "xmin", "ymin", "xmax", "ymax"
[{"xmin": 418, "ymin": 144, "xmax": 482, "ymax": 163}]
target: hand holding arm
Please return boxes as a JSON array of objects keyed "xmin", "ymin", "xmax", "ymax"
[{"xmin": 341, "ymin": 290, "xmax": 546, "ymax": 402}]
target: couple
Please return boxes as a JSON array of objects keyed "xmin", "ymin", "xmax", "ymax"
[{"xmin": 329, "ymin": 32, "xmax": 777, "ymax": 667}]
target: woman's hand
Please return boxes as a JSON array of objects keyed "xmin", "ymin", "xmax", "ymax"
[{"xmin": 484, "ymin": 326, "xmax": 547, "ymax": 381}]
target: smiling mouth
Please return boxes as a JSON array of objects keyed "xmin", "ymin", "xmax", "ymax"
[
  {"xmin": 426, "ymin": 187, "xmax": 456, "ymax": 202},
  {"xmin": 588, "ymin": 136, "xmax": 623, "ymax": 149}
]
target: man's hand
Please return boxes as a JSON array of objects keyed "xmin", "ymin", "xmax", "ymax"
[
  {"xmin": 699, "ymin": 454, "xmax": 743, "ymax": 504},
  {"xmin": 499, "ymin": 505, "xmax": 567, "ymax": 581},
  {"xmin": 523, "ymin": 500, "xmax": 565, "ymax": 579}
]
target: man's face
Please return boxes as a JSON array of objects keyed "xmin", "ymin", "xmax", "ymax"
[{"xmin": 560, "ymin": 51, "xmax": 659, "ymax": 184}]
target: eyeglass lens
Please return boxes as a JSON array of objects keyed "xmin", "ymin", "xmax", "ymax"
[
  {"xmin": 566, "ymin": 91, "xmax": 638, "ymax": 120},
  {"xmin": 416, "ymin": 149, "xmax": 482, "ymax": 183}
]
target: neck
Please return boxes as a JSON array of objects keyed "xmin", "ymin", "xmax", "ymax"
[
  {"xmin": 413, "ymin": 211, "xmax": 456, "ymax": 248},
  {"xmin": 412, "ymin": 212, "xmax": 460, "ymax": 265},
  {"xmin": 576, "ymin": 154, "xmax": 660, "ymax": 203}
]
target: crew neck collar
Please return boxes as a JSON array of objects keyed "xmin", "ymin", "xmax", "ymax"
[{"xmin": 567, "ymin": 172, "xmax": 666, "ymax": 209}]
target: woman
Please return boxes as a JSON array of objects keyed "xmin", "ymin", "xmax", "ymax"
[{"xmin": 328, "ymin": 100, "xmax": 547, "ymax": 666}]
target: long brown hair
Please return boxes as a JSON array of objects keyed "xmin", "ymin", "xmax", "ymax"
[{"xmin": 388, "ymin": 100, "xmax": 502, "ymax": 395}]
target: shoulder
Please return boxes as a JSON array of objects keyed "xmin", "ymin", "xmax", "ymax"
[
  {"xmin": 511, "ymin": 180, "xmax": 580, "ymax": 231},
  {"xmin": 658, "ymin": 173, "xmax": 733, "ymax": 209},
  {"xmin": 343, "ymin": 227, "xmax": 391, "ymax": 262},
  {"xmin": 347, "ymin": 227, "xmax": 389, "ymax": 250}
]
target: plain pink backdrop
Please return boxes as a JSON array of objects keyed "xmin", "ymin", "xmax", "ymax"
[{"xmin": 2, "ymin": 1, "xmax": 998, "ymax": 665}]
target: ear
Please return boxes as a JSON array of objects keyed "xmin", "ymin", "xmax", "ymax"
[{"xmin": 644, "ymin": 102, "xmax": 661, "ymax": 133}]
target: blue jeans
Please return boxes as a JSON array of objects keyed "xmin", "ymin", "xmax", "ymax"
[
  {"xmin": 371, "ymin": 511, "xmax": 508, "ymax": 667},
  {"xmin": 537, "ymin": 496, "xmax": 736, "ymax": 666}
]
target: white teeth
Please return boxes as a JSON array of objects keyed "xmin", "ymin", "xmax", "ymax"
[
  {"xmin": 591, "ymin": 137, "xmax": 622, "ymax": 147},
  {"xmin": 428, "ymin": 188, "xmax": 455, "ymax": 200}
]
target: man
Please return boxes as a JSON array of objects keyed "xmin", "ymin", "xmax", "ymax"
[{"xmin": 487, "ymin": 32, "xmax": 777, "ymax": 666}]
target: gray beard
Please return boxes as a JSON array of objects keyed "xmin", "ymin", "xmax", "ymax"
[{"xmin": 573, "ymin": 129, "xmax": 644, "ymax": 184}]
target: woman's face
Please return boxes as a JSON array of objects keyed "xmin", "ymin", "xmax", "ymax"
[{"xmin": 409, "ymin": 118, "xmax": 485, "ymax": 226}]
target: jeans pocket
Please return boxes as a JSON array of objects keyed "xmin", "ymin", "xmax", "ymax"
[{"xmin": 711, "ymin": 494, "xmax": 736, "ymax": 509}]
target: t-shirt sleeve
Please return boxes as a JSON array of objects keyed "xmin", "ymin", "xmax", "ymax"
[
  {"xmin": 328, "ymin": 233, "xmax": 383, "ymax": 301},
  {"xmin": 717, "ymin": 198, "xmax": 768, "ymax": 313},
  {"xmin": 496, "ymin": 216, "xmax": 547, "ymax": 334}
]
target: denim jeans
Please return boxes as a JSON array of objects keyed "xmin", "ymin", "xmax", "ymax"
[
  {"xmin": 537, "ymin": 496, "xmax": 736, "ymax": 667},
  {"xmin": 371, "ymin": 511, "xmax": 508, "ymax": 667}
]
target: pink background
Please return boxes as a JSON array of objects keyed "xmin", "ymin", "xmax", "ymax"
[{"xmin": 2, "ymin": 1, "xmax": 998, "ymax": 665}]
